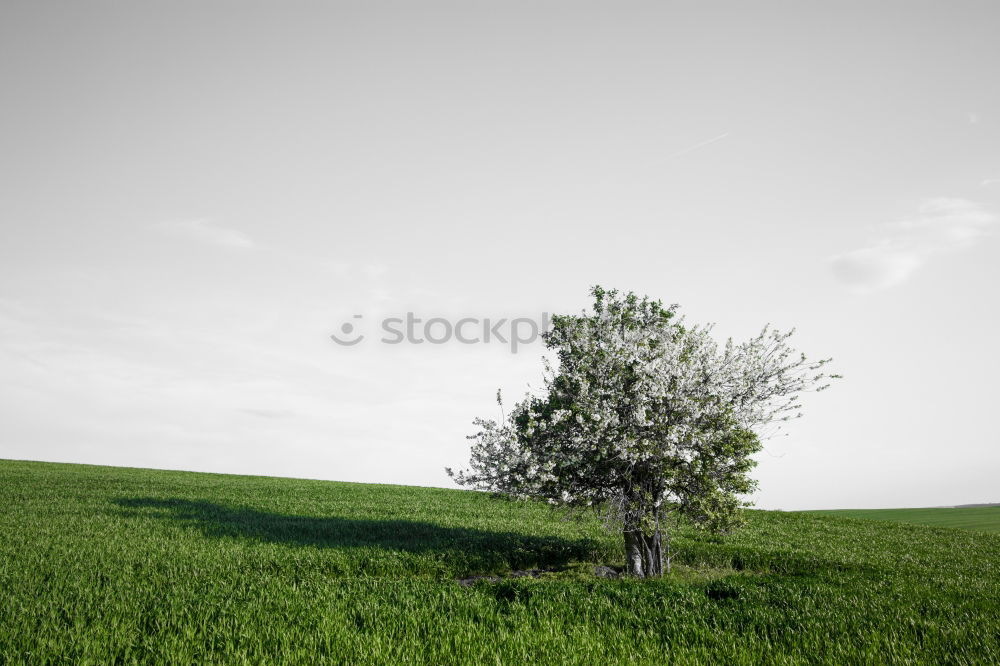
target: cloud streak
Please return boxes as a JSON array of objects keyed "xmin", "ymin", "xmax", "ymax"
[
  {"xmin": 157, "ymin": 218, "xmax": 254, "ymax": 249},
  {"xmin": 831, "ymin": 198, "xmax": 995, "ymax": 290},
  {"xmin": 665, "ymin": 132, "xmax": 729, "ymax": 159}
]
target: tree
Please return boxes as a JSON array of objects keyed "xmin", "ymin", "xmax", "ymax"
[{"xmin": 447, "ymin": 287, "xmax": 838, "ymax": 578}]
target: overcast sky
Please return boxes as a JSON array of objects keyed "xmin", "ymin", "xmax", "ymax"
[{"xmin": 2, "ymin": 1, "xmax": 998, "ymax": 510}]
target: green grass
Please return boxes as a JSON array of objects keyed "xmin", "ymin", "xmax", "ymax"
[
  {"xmin": 1, "ymin": 459, "xmax": 998, "ymax": 664},
  {"xmin": 806, "ymin": 507, "xmax": 1000, "ymax": 533}
]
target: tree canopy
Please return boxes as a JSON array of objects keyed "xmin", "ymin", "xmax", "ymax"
[{"xmin": 448, "ymin": 287, "xmax": 837, "ymax": 577}]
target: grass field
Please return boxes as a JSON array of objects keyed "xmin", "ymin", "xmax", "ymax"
[
  {"xmin": 807, "ymin": 507, "xmax": 1000, "ymax": 533},
  {"xmin": 2, "ymin": 459, "xmax": 998, "ymax": 664}
]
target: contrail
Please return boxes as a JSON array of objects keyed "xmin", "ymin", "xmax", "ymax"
[{"xmin": 665, "ymin": 132, "xmax": 729, "ymax": 159}]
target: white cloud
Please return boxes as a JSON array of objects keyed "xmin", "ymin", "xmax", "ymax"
[
  {"xmin": 831, "ymin": 198, "xmax": 995, "ymax": 290},
  {"xmin": 894, "ymin": 198, "xmax": 995, "ymax": 244},
  {"xmin": 156, "ymin": 218, "xmax": 254, "ymax": 249},
  {"xmin": 830, "ymin": 246, "xmax": 923, "ymax": 290}
]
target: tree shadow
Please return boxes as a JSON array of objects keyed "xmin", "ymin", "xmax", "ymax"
[{"xmin": 112, "ymin": 497, "xmax": 599, "ymax": 574}]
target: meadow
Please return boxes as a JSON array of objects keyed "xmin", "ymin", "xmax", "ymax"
[
  {"xmin": 1, "ymin": 459, "xmax": 998, "ymax": 664},
  {"xmin": 807, "ymin": 506, "xmax": 1000, "ymax": 533}
]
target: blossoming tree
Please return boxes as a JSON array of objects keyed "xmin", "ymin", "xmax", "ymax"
[{"xmin": 448, "ymin": 287, "xmax": 838, "ymax": 578}]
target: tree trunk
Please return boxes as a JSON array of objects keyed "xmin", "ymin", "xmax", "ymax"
[
  {"xmin": 624, "ymin": 528, "xmax": 663, "ymax": 578},
  {"xmin": 625, "ymin": 530, "xmax": 644, "ymax": 577}
]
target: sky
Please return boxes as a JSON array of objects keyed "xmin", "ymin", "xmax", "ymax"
[{"xmin": 1, "ymin": 1, "xmax": 998, "ymax": 510}]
